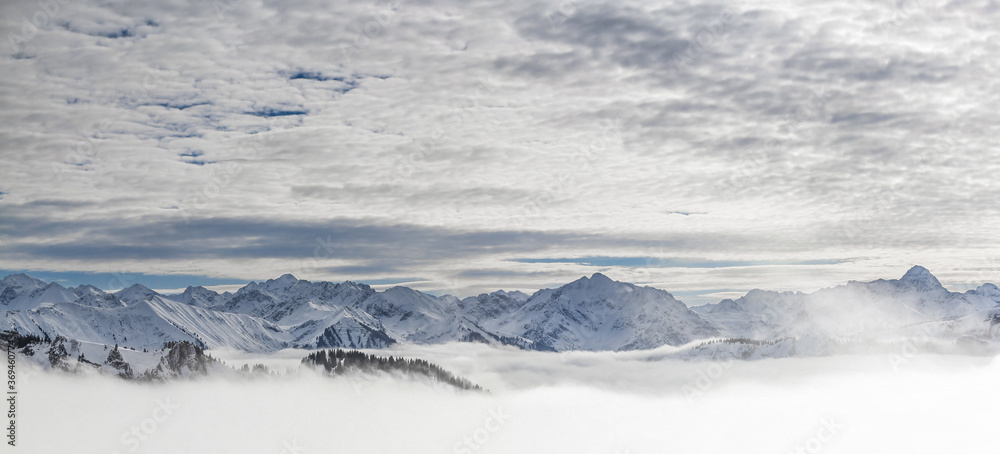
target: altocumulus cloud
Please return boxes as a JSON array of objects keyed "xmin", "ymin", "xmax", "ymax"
[{"xmin": 0, "ymin": 0, "xmax": 998, "ymax": 297}]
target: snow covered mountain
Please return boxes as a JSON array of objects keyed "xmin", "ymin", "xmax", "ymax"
[
  {"xmin": 2, "ymin": 267, "xmax": 999, "ymax": 356},
  {"xmin": 486, "ymin": 273, "xmax": 718, "ymax": 351},
  {"xmin": 458, "ymin": 290, "xmax": 530, "ymax": 325},
  {"xmin": 693, "ymin": 266, "xmax": 1000, "ymax": 341},
  {"xmin": 71, "ymin": 284, "xmax": 126, "ymax": 308},
  {"xmin": 170, "ymin": 285, "xmax": 225, "ymax": 308},
  {"xmin": 0, "ymin": 274, "xmax": 78, "ymax": 310},
  {"xmin": 115, "ymin": 283, "xmax": 160, "ymax": 306}
]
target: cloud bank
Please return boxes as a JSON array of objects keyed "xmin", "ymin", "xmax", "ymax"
[{"xmin": 18, "ymin": 343, "xmax": 1000, "ymax": 453}]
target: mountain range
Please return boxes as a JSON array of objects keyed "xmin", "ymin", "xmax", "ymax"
[{"xmin": 3, "ymin": 266, "xmax": 999, "ymax": 355}]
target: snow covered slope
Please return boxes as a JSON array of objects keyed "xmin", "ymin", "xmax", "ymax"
[{"xmin": 487, "ymin": 273, "xmax": 719, "ymax": 351}]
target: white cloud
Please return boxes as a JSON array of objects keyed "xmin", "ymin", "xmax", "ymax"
[
  {"xmin": 19, "ymin": 344, "xmax": 1000, "ymax": 453},
  {"xmin": 1, "ymin": 0, "xmax": 998, "ymax": 296}
]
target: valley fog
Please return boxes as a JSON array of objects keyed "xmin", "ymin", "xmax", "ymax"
[{"xmin": 18, "ymin": 344, "xmax": 999, "ymax": 453}]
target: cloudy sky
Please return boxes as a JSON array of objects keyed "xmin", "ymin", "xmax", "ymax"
[{"xmin": 1, "ymin": 0, "xmax": 998, "ymax": 304}]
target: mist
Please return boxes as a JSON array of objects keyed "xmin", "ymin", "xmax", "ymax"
[{"xmin": 17, "ymin": 344, "xmax": 998, "ymax": 453}]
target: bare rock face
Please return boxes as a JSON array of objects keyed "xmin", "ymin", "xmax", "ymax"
[
  {"xmin": 141, "ymin": 341, "xmax": 215, "ymax": 380},
  {"xmin": 104, "ymin": 345, "xmax": 134, "ymax": 379},
  {"xmin": 46, "ymin": 336, "xmax": 72, "ymax": 371}
]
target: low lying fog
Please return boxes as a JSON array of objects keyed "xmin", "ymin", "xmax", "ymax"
[{"xmin": 20, "ymin": 344, "xmax": 998, "ymax": 453}]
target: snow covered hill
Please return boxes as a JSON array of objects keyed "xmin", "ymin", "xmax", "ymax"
[
  {"xmin": 5, "ymin": 334, "xmax": 227, "ymax": 380},
  {"xmin": 2, "ymin": 332, "xmax": 484, "ymax": 390},
  {"xmin": 2, "ymin": 266, "xmax": 999, "ymax": 357}
]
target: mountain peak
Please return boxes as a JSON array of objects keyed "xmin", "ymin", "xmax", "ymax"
[
  {"xmin": 590, "ymin": 272, "xmax": 613, "ymax": 283},
  {"xmin": 568, "ymin": 273, "xmax": 616, "ymax": 287},
  {"xmin": 269, "ymin": 273, "xmax": 298, "ymax": 286},
  {"xmin": 175, "ymin": 285, "xmax": 222, "ymax": 308},
  {"xmin": 2, "ymin": 273, "xmax": 45, "ymax": 288},
  {"xmin": 898, "ymin": 266, "xmax": 943, "ymax": 290},
  {"xmin": 973, "ymin": 283, "xmax": 1000, "ymax": 299},
  {"xmin": 180, "ymin": 285, "xmax": 218, "ymax": 297},
  {"xmin": 115, "ymin": 283, "xmax": 158, "ymax": 304},
  {"xmin": 70, "ymin": 284, "xmax": 102, "ymax": 299},
  {"xmin": 494, "ymin": 289, "xmax": 530, "ymax": 302}
]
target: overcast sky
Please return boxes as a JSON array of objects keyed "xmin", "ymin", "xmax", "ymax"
[{"xmin": 1, "ymin": 0, "xmax": 998, "ymax": 303}]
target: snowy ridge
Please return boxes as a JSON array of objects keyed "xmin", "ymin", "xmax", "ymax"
[{"xmin": 2, "ymin": 267, "xmax": 1000, "ymax": 357}]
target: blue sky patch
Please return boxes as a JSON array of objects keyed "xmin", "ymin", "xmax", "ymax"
[{"xmin": 247, "ymin": 108, "xmax": 308, "ymax": 117}]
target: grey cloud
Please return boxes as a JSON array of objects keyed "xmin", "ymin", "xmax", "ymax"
[
  {"xmin": 1, "ymin": 0, "xmax": 998, "ymax": 294},
  {"xmin": 290, "ymin": 184, "xmax": 538, "ymax": 207},
  {"xmin": 0, "ymin": 215, "xmax": 600, "ymax": 262},
  {"xmin": 0, "ymin": 211, "xmax": 786, "ymax": 281}
]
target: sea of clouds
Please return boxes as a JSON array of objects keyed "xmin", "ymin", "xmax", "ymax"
[{"xmin": 17, "ymin": 343, "xmax": 999, "ymax": 453}]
